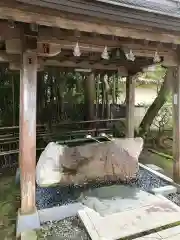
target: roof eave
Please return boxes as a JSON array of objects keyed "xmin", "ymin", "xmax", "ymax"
[{"xmin": 96, "ymin": 0, "xmax": 180, "ymax": 19}]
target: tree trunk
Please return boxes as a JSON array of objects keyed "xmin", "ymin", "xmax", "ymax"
[
  {"xmin": 112, "ymin": 75, "xmax": 116, "ymax": 104},
  {"xmin": 105, "ymin": 76, "xmax": 110, "ymax": 119},
  {"xmin": 139, "ymin": 68, "xmax": 173, "ymax": 136}
]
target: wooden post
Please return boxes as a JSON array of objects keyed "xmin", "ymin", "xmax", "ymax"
[
  {"xmin": 19, "ymin": 47, "xmax": 37, "ymax": 214},
  {"xmin": 126, "ymin": 75, "xmax": 136, "ymax": 138},
  {"xmin": 172, "ymin": 66, "xmax": 180, "ymax": 181},
  {"xmin": 84, "ymin": 72, "xmax": 95, "ymax": 121}
]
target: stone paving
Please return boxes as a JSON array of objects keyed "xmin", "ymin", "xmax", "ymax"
[
  {"xmin": 136, "ymin": 226, "xmax": 180, "ymax": 239},
  {"xmin": 78, "ymin": 185, "xmax": 180, "ymax": 240},
  {"xmin": 36, "ymin": 175, "xmax": 180, "ymax": 240}
]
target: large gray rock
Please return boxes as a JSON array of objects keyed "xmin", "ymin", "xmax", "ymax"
[
  {"xmin": 36, "ymin": 138, "xmax": 144, "ymax": 187},
  {"xmin": 36, "ymin": 142, "xmax": 66, "ymax": 187}
]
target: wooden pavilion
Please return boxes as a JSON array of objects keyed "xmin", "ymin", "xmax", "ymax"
[{"xmin": 0, "ymin": 0, "xmax": 180, "ymax": 237}]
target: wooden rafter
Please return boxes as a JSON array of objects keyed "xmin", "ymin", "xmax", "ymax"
[
  {"xmin": 0, "ymin": 2, "xmax": 180, "ymax": 45},
  {"xmin": 0, "ymin": 19, "xmax": 177, "ymax": 68},
  {"xmin": 0, "ymin": 20, "xmax": 176, "ymax": 54}
]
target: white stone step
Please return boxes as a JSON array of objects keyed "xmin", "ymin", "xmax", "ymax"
[
  {"xmin": 78, "ymin": 190, "xmax": 180, "ymax": 240},
  {"xmin": 145, "ymin": 164, "xmax": 164, "ymax": 172},
  {"xmin": 152, "ymin": 185, "xmax": 177, "ymax": 197},
  {"xmin": 157, "ymin": 225, "xmax": 180, "ymax": 239},
  {"xmin": 135, "ymin": 232, "xmax": 161, "ymax": 239}
]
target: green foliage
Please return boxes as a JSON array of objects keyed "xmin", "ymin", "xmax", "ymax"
[
  {"xmin": 0, "ymin": 66, "xmax": 19, "ymax": 126},
  {"xmin": 142, "ymin": 64, "xmax": 166, "ymax": 81},
  {"xmin": 0, "ymin": 63, "xmax": 169, "ymax": 127},
  {"xmin": 152, "ymin": 103, "xmax": 172, "ymax": 130},
  {"xmin": 139, "ymin": 65, "xmax": 173, "ymax": 132}
]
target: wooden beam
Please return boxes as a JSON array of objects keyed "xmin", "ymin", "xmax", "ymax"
[
  {"xmin": 0, "ymin": 51, "xmax": 19, "ymax": 62},
  {"xmin": 0, "ymin": 3, "xmax": 180, "ymax": 44},
  {"xmin": 172, "ymin": 66, "xmax": 180, "ymax": 182},
  {"xmin": 44, "ymin": 59, "xmax": 128, "ymax": 74},
  {"xmin": 1, "ymin": 26, "xmax": 176, "ymax": 60},
  {"xmin": 5, "ymin": 38, "xmax": 104, "ymax": 55},
  {"xmin": 5, "ymin": 58, "xmax": 128, "ymax": 74},
  {"xmin": 9, "ymin": 60, "xmax": 44, "ymax": 71},
  {"xmin": 4, "ymin": 39, "xmax": 176, "ymax": 65},
  {"xmin": 126, "ymin": 75, "xmax": 136, "ymax": 138},
  {"xmin": 38, "ymin": 28, "xmax": 175, "ymax": 52},
  {"xmin": 163, "ymin": 55, "xmax": 178, "ymax": 67},
  {"xmin": 7, "ymin": 58, "xmax": 150, "ymax": 75},
  {"xmin": 5, "ymin": 38, "xmax": 175, "ymax": 60},
  {"xmin": 0, "ymin": 20, "xmax": 21, "ymax": 40},
  {"xmin": 0, "ymin": 22, "xmax": 177, "ymax": 59},
  {"xmin": 0, "ymin": 21, "xmax": 175, "ymax": 62},
  {"xmin": 0, "ymin": 50, "xmax": 152, "ymax": 74},
  {"xmin": 19, "ymin": 39, "xmax": 37, "ymax": 214}
]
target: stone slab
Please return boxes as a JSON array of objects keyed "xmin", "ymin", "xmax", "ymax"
[
  {"xmin": 135, "ymin": 233, "xmax": 162, "ymax": 239},
  {"xmin": 146, "ymin": 164, "xmax": 164, "ymax": 172},
  {"xmin": 79, "ymin": 185, "xmax": 166, "ymax": 217},
  {"xmin": 152, "ymin": 185, "xmax": 177, "ymax": 197},
  {"xmin": 166, "ymin": 234, "xmax": 180, "ymax": 240},
  {"xmin": 78, "ymin": 188, "xmax": 180, "ymax": 240},
  {"xmin": 157, "ymin": 226, "xmax": 180, "ymax": 239}
]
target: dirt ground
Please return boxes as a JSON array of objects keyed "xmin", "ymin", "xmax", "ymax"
[{"xmin": 140, "ymin": 149, "xmax": 173, "ymax": 178}]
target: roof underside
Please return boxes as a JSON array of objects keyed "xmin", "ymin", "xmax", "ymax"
[
  {"xmin": 16, "ymin": 0, "xmax": 180, "ymax": 31},
  {"xmin": 96, "ymin": 0, "xmax": 180, "ymax": 18},
  {"xmin": 17, "ymin": 0, "xmax": 180, "ymax": 18}
]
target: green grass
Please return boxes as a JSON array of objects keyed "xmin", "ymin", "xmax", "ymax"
[
  {"xmin": 0, "ymin": 175, "xmax": 20, "ymax": 240},
  {"xmin": 140, "ymin": 150, "xmax": 173, "ymax": 178}
]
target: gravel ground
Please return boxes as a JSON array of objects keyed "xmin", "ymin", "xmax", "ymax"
[
  {"xmin": 37, "ymin": 217, "xmax": 90, "ymax": 240},
  {"xmin": 129, "ymin": 167, "xmax": 168, "ymax": 191},
  {"xmin": 167, "ymin": 193, "xmax": 180, "ymax": 206},
  {"xmin": 36, "ymin": 167, "xmax": 173, "ymax": 240},
  {"xmin": 36, "ymin": 167, "xmax": 169, "ymax": 210}
]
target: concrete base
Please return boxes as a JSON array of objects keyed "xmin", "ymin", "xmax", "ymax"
[
  {"xmin": 16, "ymin": 208, "xmax": 40, "ymax": 238},
  {"xmin": 38, "ymin": 203, "xmax": 85, "ymax": 223},
  {"xmin": 20, "ymin": 230, "xmax": 37, "ymax": 240}
]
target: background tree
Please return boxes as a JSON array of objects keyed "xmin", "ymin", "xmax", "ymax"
[{"xmin": 138, "ymin": 65, "xmax": 172, "ymax": 136}]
